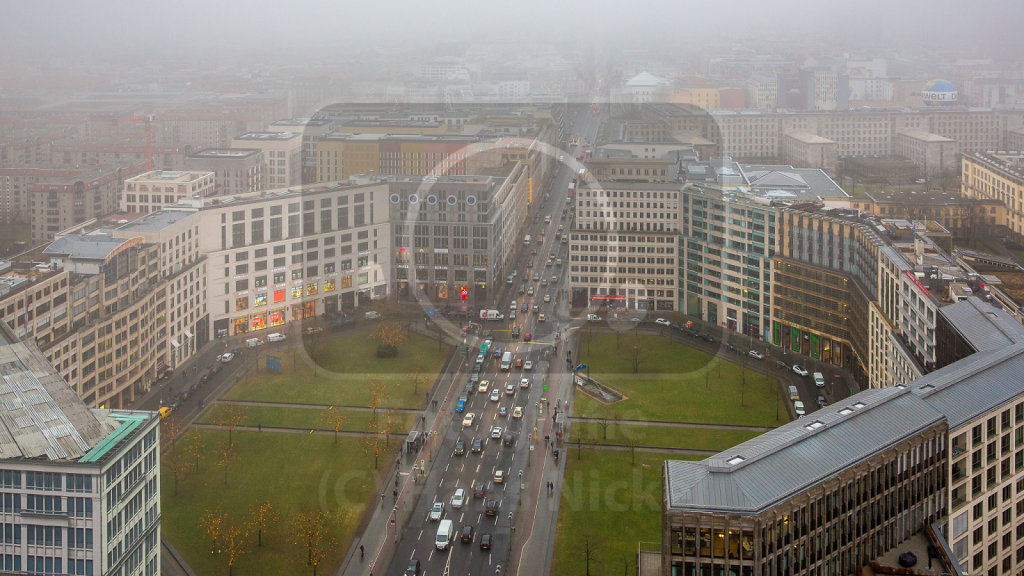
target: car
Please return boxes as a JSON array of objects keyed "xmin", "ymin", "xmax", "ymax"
[
  {"xmin": 532, "ymin": 305, "xmax": 539, "ymax": 313},
  {"xmin": 748, "ymin": 350, "xmax": 764, "ymax": 360},
  {"xmin": 523, "ymin": 333, "xmax": 532, "ymax": 342},
  {"xmin": 538, "ymin": 313, "xmax": 546, "ymax": 322},
  {"xmin": 454, "ymin": 439, "xmax": 466, "ymax": 456},
  {"xmin": 200, "ymin": 373, "xmax": 210, "ymax": 384},
  {"xmin": 544, "ymin": 294, "xmax": 551, "ymax": 303},
  {"xmin": 462, "ymin": 413, "xmax": 476, "ymax": 427},
  {"xmin": 470, "ymin": 372, "xmax": 480, "ymax": 383},
  {"xmin": 509, "ymin": 310, "xmax": 516, "ymax": 319},
  {"xmin": 505, "ymin": 383, "xmax": 515, "ymax": 395},
  {"xmin": 527, "ymin": 286, "xmax": 535, "ymax": 296},
  {"xmin": 521, "ymin": 304, "xmax": 527, "ymax": 312},
  {"xmin": 491, "ymin": 426, "xmax": 502, "ymax": 439},
  {"xmin": 794, "ymin": 400, "xmax": 806, "ymax": 416},
  {"xmin": 498, "ymin": 405, "xmax": 508, "ymax": 417},
  {"xmin": 503, "ymin": 433, "xmax": 514, "ymax": 446},
  {"xmin": 493, "ymin": 470, "xmax": 504, "ymax": 483},
  {"xmin": 531, "ymin": 249, "xmax": 538, "ymax": 255},
  {"xmin": 473, "ymin": 483, "xmax": 486, "ymax": 498},
  {"xmin": 792, "ymin": 365, "xmax": 809, "ymax": 377},
  {"xmin": 699, "ymin": 333, "xmax": 714, "ymax": 343},
  {"xmin": 546, "ymin": 259, "xmax": 553, "ymax": 267},
  {"xmin": 406, "ymin": 559, "xmax": 422, "ymax": 576},
  {"xmin": 550, "ymin": 276, "xmax": 558, "ymax": 283},
  {"xmin": 813, "ymin": 372, "xmax": 825, "ymax": 388},
  {"xmin": 478, "ymin": 380, "xmax": 489, "ymax": 393},
  {"xmin": 515, "ymin": 358, "xmax": 523, "ymax": 368},
  {"xmin": 460, "ymin": 524, "xmax": 474, "ymax": 543},
  {"xmin": 512, "ymin": 406, "xmax": 523, "ymax": 419},
  {"xmin": 429, "ymin": 502, "xmax": 444, "ymax": 521},
  {"xmin": 363, "ymin": 311, "xmax": 381, "ymax": 320},
  {"xmin": 816, "ymin": 395, "xmax": 827, "ymax": 408},
  {"xmin": 218, "ymin": 352, "xmax": 235, "ymax": 363},
  {"xmin": 524, "ymin": 360, "xmax": 533, "ymax": 371},
  {"xmin": 518, "ymin": 286, "xmax": 525, "ymax": 295},
  {"xmin": 485, "ymin": 499, "xmax": 499, "ymax": 516},
  {"xmin": 775, "ymin": 360, "xmax": 789, "ymax": 370},
  {"xmin": 451, "ymin": 489, "xmax": 465, "ymax": 509},
  {"xmin": 541, "ymin": 278, "xmax": 548, "ymax": 286},
  {"xmin": 472, "ymin": 438, "xmax": 483, "ymax": 453},
  {"xmin": 479, "ymin": 533, "xmax": 492, "ymax": 550},
  {"xmin": 455, "ymin": 399, "xmax": 466, "ymax": 413},
  {"xmin": 725, "ymin": 344, "xmax": 740, "ymax": 354},
  {"xmin": 587, "ymin": 314, "xmax": 601, "ymax": 322},
  {"xmin": 489, "ymin": 389, "xmax": 501, "ymax": 402},
  {"xmin": 267, "ymin": 332, "xmax": 286, "ymax": 342},
  {"xmin": 532, "ymin": 273, "xmax": 540, "ymax": 281},
  {"xmin": 655, "ymin": 318, "xmax": 670, "ymax": 326},
  {"xmin": 520, "ymin": 378, "xmax": 530, "ymax": 388}
]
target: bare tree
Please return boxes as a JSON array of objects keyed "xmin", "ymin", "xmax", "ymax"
[
  {"xmin": 217, "ymin": 405, "xmax": 249, "ymax": 446},
  {"xmin": 291, "ymin": 510, "xmax": 336, "ymax": 576},
  {"xmin": 249, "ymin": 500, "xmax": 279, "ymax": 548},
  {"xmin": 319, "ymin": 407, "xmax": 347, "ymax": 445},
  {"xmin": 198, "ymin": 506, "xmax": 226, "ymax": 554},
  {"xmin": 165, "ymin": 446, "xmax": 190, "ymax": 497},
  {"xmin": 580, "ymin": 534, "xmax": 598, "ymax": 576},
  {"xmin": 361, "ymin": 423, "xmax": 388, "ymax": 469},
  {"xmin": 597, "ymin": 411, "xmax": 611, "ymax": 441},
  {"xmin": 629, "ymin": 436, "xmax": 638, "ymax": 465},
  {"xmin": 185, "ymin": 430, "xmax": 205, "ymax": 473},
  {"xmin": 218, "ymin": 440, "xmax": 238, "ymax": 486},
  {"xmin": 161, "ymin": 413, "xmax": 181, "ymax": 449}
]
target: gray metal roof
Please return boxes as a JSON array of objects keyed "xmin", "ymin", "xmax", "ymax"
[
  {"xmin": 0, "ymin": 328, "xmax": 110, "ymax": 461},
  {"xmin": 116, "ymin": 209, "xmax": 197, "ymax": 233},
  {"xmin": 939, "ymin": 296, "xmax": 1024, "ymax": 352},
  {"xmin": 43, "ymin": 234, "xmax": 127, "ymax": 261},
  {"xmin": 666, "ymin": 387, "xmax": 943, "ymax": 513}
]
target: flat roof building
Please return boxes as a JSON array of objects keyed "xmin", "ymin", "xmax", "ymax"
[
  {"xmin": 121, "ymin": 170, "xmax": 215, "ymax": 214},
  {"xmin": 184, "ymin": 148, "xmax": 264, "ymax": 197}
]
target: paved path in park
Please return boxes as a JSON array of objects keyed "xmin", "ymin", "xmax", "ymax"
[{"xmin": 215, "ymin": 399, "xmax": 423, "ymax": 413}]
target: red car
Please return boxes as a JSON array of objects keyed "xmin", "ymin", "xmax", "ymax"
[
  {"xmin": 523, "ymin": 333, "xmax": 532, "ymax": 342},
  {"xmin": 515, "ymin": 358, "xmax": 523, "ymax": 368}
]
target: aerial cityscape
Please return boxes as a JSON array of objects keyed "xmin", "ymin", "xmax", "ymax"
[{"xmin": 3, "ymin": 1, "xmax": 1024, "ymax": 575}]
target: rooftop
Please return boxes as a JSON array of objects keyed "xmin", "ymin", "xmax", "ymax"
[
  {"xmin": 897, "ymin": 129, "xmax": 955, "ymax": 143},
  {"xmin": 270, "ymin": 118, "xmax": 332, "ymax": 127},
  {"xmin": 125, "ymin": 170, "xmax": 213, "ymax": 183},
  {"xmin": 785, "ymin": 131, "xmax": 835, "ymax": 145},
  {"xmin": 188, "ymin": 148, "xmax": 262, "ymax": 159},
  {"xmin": 115, "ymin": 208, "xmax": 198, "ymax": 234},
  {"xmin": 233, "ymin": 131, "xmax": 300, "ymax": 141},
  {"xmin": 43, "ymin": 234, "xmax": 129, "ymax": 261}
]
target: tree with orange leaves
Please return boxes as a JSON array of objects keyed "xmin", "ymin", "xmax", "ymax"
[
  {"xmin": 291, "ymin": 509, "xmax": 336, "ymax": 575},
  {"xmin": 374, "ymin": 320, "xmax": 407, "ymax": 357},
  {"xmin": 249, "ymin": 500, "xmax": 278, "ymax": 548},
  {"xmin": 216, "ymin": 405, "xmax": 249, "ymax": 446},
  {"xmin": 319, "ymin": 407, "xmax": 347, "ymax": 445}
]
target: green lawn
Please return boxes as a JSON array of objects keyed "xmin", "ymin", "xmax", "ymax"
[
  {"xmin": 225, "ymin": 329, "xmax": 450, "ymax": 408},
  {"xmin": 199, "ymin": 403, "xmax": 417, "ymax": 433},
  {"xmin": 574, "ymin": 333, "xmax": 785, "ymax": 427},
  {"xmin": 571, "ymin": 422, "xmax": 760, "ymax": 452},
  {"xmin": 552, "ymin": 450, "xmax": 698, "ymax": 576},
  {"xmin": 162, "ymin": 429, "xmax": 395, "ymax": 576}
]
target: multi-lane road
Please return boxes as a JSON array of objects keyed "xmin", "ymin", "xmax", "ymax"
[{"xmin": 386, "ymin": 108, "xmax": 600, "ymax": 576}]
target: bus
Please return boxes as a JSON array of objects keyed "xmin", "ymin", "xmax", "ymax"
[
  {"xmin": 567, "ymin": 182, "xmax": 575, "ymax": 198},
  {"xmin": 500, "ymin": 351, "xmax": 512, "ymax": 371}
]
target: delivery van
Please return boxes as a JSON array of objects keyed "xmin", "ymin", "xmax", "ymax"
[{"xmin": 435, "ymin": 519, "xmax": 454, "ymax": 550}]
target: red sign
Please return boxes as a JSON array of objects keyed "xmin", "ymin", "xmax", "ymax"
[
  {"xmin": 460, "ymin": 286, "xmax": 468, "ymax": 300},
  {"xmin": 905, "ymin": 270, "xmax": 931, "ymax": 298}
]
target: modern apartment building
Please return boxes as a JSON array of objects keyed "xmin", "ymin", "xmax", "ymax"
[
  {"xmin": 183, "ymin": 148, "xmax": 264, "ymax": 196},
  {"xmin": 231, "ymin": 132, "xmax": 302, "ymax": 189},
  {"xmin": 196, "ymin": 182, "xmax": 391, "ymax": 338},
  {"xmin": 679, "ymin": 159, "xmax": 846, "ymax": 340},
  {"xmin": 121, "ymin": 170, "xmax": 215, "ymax": 214},
  {"xmin": 388, "ymin": 167, "xmax": 531, "ymax": 308},
  {"xmin": 662, "ymin": 297, "xmax": 1024, "ymax": 576},
  {"xmin": 0, "ymin": 320, "xmax": 160, "ymax": 576},
  {"xmin": 961, "ymin": 152, "xmax": 1024, "ymax": 242},
  {"xmin": 266, "ymin": 118, "xmax": 334, "ymax": 183},
  {"xmin": 1, "ymin": 168, "xmax": 99, "ymax": 225}
]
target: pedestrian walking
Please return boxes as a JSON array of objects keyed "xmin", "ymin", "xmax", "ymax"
[
  {"xmin": 393, "ymin": 489, "xmax": 398, "ymax": 502},
  {"xmin": 360, "ymin": 544, "xmax": 364, "ymax": 560},
  {"xmin": 380, "ymin": 492, "xmax": 384, "ymax": 506}
]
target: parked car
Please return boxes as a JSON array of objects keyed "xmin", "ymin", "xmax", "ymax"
[
  {"xmin": 218, "ymin": 352, "xmax": 235, "ymax": 363},
  {"xmin": 267, "ymin": 332, "xmax": 286, "ymax": 342},
  {"xmin": 655, "ymin": 318, "xmax": 671, "ymax": 326},
  {"xmin": 429, "ymin": 502, "xmax": 443, "ymax": 521},
  {"xmin": 816, "ymin": 395, "xmax": 827, "ymax": 408},
  {"xmin": 775, "ymin": 360, "xmax": 789, "ymax": 370},
  {"xmin": 748, "ymin": 350, "xmax": 764, "ymax": 360},
  {"xmin": 813, "ymin": 372, "xmax": 825, "ymax": 387},
  {"xmin": 792, "ymin": 365, "xmax": 809, "ymax": 377},
  {"xmin": 793, "ymin": 400, "xmax": 806, "ymax": 416},
  {"xmin": 586, "ymin": 314, "xmax": 601, "ymax": 322}
]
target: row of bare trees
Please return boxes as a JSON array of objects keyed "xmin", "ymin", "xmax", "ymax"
[{"xmin": 199, "ymin": 502, "xmax": 341, "ymax": 576}]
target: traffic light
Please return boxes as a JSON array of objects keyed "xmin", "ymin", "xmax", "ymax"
[{"xmin": 460, "ymin": 286, "xmax": 468, "ymax": 300}]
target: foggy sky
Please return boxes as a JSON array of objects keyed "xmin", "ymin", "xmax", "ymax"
[{"xmin": 2, "ymin": 0, "xmax": 1023, "ymax": 67}]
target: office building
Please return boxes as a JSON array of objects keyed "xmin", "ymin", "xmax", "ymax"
[
  {"xmin": 197, "ymin": 182, "xmax": 391, "ymax": 338},
  {"xmin": 662, "ymin": 297, "xmax": 1024, "ymax": 576},
  {"xmin": 121, "ymin": 170, "xmax": 215, "ymax": 214},
  {"xmin": 29, "ymin": 165, "xmax": 148, "ymax": 245},
  {"xmin": 0, "ymin": 320, "xmax": 160, "ymax": 576},
  {"xmin": 893, "ymin": 130, "xmax": 959, "ymax": 177},
  {"xmin": 231, "ymin": 132, "xmax": 302, "ymax": 189},
  {"xmin": 183, "ymin": 148, "xmax": 264, "ymax": 196},
  {"xmin": 961, "ymin": 152, "xmax": 1024, "ymax": 242},
  {"xmin": 389, "ymin": 167, "xmax": 531, "ymax": 307},
  {"xmin": 267, "ymin": 118, "xmax": 334, "ymax": 183}
]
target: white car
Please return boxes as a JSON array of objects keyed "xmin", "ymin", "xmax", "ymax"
[
  {"xmin": 655, "ymin": 318, "xmax": 670, "ymax": 326},
  {"xmin": 792, "ymin": 365, "xmax": 809, "ymax": 377},
  {"xmin": 218, "ymin": 352, "xmax": 235, "ymax": 363},
  {"xmin": 478, "ymin": 380, "xmax": 490, "ymax": 393},
  {"xmin": 748, "ymin": 350, "xmax": 764, "ymax": 360},
  {"xmin": 451, "ymin": 489, "xmax": 465, "ymax": 509},
  {"xmin": 523, "ymin": 360, "xmax": 533, "ymax": 371},
  {"xmin": 490, "ymin": 426, "xmax": 502, "ymax": 439},
  {"xmin": 512, "ymin": 406, "xmax": 523, "ymax": 419},
  {"xmin": 520, "ymin": 378, "xmax": 530, "ymax": 388},
  {"xmin": 793, "ymin": 400, "xmax": 806, "ymax": 416},
  {"xmin": 586, "ymin": 314, "xmax": 601, "ymax": 322},
  {"xmin": 462, "ymin": 413, "xmax": 476, "ymax": 427},
  {"xmin": 489, "ymin": 389, "xmax": 501, "ymax": 402},
  {"xmin": 430, "ymin": 501, "xmax": 443, "ymax": 521},
  {"xmin": 543, "ymin": 294, "xmax": 551, "ymax": 303},
  {"xmin": 493, "ymin": 470, "xmax": 504, "ymax": 484}
]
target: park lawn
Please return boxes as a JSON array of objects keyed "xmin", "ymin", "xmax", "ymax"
[
  {"xmin": 572, "ymin": 422, "xmax": 761, "ymax": 452},
  {"xmin": 225, "ymin": 329, "xmax": 450, "ymax": 408},
  {"xmin": 162, "ymin": 429, "xmax": 395, "ymax": 576},
  {"xmin": 198, "ymin": 403, "xmax": 417, "ymax": 434},
  {"xmin": 574, "ymin": 333, "xmax": 785, "ymax": 427},
  {"xmin": 551, "ymin": 449, "xmax": 699, "ymax": 576}
]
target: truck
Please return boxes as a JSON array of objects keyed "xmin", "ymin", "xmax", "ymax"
[
  {"xmin": 500, "ymin": 351, "xmax": 512, "ymax": 371},
  {"xmin": 479, "ymin": 309, "xmax": 505, "ymax": 321},
  {"xmin": 523, "ymin": 235, "xmax": 531, "ymax": 245},
  {"xmin": 567, "ymin": 181, "xmax": 575, "ymax": 198}
]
